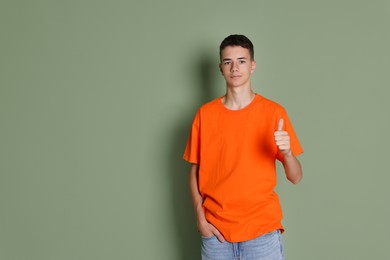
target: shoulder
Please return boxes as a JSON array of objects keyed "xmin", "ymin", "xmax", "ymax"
[
  {"xmin": 256, "ymin": 94, "xmax": 287, "ymax": 114},
  {"xmin": 198, "ymin": 96, "xmax": 222, "ymax": 113},
  {"xmin": 190, "ymin": 96, "xmax": 221, "ymax": 123}
]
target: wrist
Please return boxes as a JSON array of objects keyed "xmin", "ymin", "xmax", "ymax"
[
  {"xmin": 193, "ymin": 201, "xmax": 204, "ymax": 214},
  {"xmin": 283, "ymin": 149, "xmax": 293, "ymax": 157}
]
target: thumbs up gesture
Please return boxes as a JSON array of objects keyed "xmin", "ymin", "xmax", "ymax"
[{"xmin": 274, "ymin": 118, "xmax": 292, "ymax": 156}]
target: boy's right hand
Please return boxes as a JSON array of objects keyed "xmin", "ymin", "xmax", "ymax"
[{"xmin": 197, "ymin": 219, "xmax": 225, "ymax": 243}]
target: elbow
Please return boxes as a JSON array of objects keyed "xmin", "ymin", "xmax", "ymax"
[{"xmin": 288, "ymin": 175, "xmax": 303, "ymax": 185}]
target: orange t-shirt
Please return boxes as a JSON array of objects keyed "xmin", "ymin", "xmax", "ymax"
[{"xmin": 183, "ymin": 93, "xmax": 303, "ymax": 242}]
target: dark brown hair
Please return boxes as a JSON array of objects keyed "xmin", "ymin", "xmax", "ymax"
[{"xmin": 219, "ymin": 34, "xmax": 254, "ymax": 61}]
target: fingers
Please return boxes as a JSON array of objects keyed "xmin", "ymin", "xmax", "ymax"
[
  {"xmin": 275, "ymin": 118, "xmax": 290, "ymax": 154},
  {"xmin": 274, "ymin": 134, "xmax": 290, "ymax": 142},
  {"xmin": 277, "ymin": 118, "xmax": 284, "ymax": 131},
  {"xmin": 212, "ymin": 227, "xmax": 225, "ymax": 243},
  {"xmin": 275, "ymin": 134, "xmax": 291, "ymax": 152},
  {"xmin": 276, "ymin": 143, "xmax": 290, "ymax": 151},
  {"xmin": 198, "ymin": 224, "xmax": 213, "ymax": 238},
  {"xmin": 199, "ymin": 223, "xmax": 226, "ymax": 243}
]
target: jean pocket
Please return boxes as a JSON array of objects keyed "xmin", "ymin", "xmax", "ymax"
[{"xmin": 201, "ymin": 234, "xmax": 215, "ymax": 240}]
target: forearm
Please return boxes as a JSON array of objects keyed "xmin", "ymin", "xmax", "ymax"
[
  {"xmin": 282, "ymin": 152, "xmax": 303, "ymax": 184},
  {"xmin": 189, "ymin": 164, "xmax": 206, "ymax": 221},
  {"xmin": 188, "ymin": 164, "xmax": 225, "ymax": 241}
]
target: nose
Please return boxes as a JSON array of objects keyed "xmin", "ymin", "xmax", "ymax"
[{"xmin": 231, "ymin": 61, "xmax": 239, "ymax": 72}]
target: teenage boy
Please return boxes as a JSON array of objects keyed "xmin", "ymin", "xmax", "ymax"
[{"xmin": 183, "ymin": 34, "xmax": 303, "ymax": 260}]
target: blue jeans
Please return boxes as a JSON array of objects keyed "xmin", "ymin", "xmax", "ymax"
[{"xmin": 201, "ymin": 229, "xmax": 285, "ymax": 260}]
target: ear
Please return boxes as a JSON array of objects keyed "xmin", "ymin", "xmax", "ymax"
[
  {"xmin": 219, "ymin": 63, "xmax": 223, "ymax": 74},
  {"xmin": 250, "ymin": 60, "xmax": 256, "ymax": 74}
]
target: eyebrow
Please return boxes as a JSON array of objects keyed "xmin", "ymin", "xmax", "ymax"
[{"xmin": 222, "ymin": 57, "xmax": 247, "ymax": 61}]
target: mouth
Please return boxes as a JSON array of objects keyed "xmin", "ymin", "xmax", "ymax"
[{"xmin": 230, "ymin": 75, "xmax": 241, "ymax": 79}]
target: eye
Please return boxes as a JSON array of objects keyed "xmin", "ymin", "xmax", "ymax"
[
  {"xmin": 239, "ymin": 60, "xmax": 246, "ymax": 64},
  {"xmin": 224, "ymin": 61, "xmax": 231, "ymax": 65}
]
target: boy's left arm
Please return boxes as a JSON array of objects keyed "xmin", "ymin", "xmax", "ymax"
[{"xmin": 274, "ymin": 118, "xmax": 303, "ymax": 184}]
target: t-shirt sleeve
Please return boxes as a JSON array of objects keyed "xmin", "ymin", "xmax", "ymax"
[
  {"xmin": 183, "ymin": 110, "xmax": 200, "ymax": 164},
  {"xmin": 275, "ymin": 108, "xmax": 303, "ymax": 162}
]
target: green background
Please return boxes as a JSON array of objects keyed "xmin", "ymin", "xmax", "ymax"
[{"xmin": 1, "ymin": 0, "xmax": 389, "ymax": 259}]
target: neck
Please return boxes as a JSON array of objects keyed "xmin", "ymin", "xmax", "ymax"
[{"xmin": 222, "ymin": 86, "xmax": 255, "ymax": 110}]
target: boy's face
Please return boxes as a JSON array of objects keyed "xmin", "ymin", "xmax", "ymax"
[{"xmin": 219, "ymin": 46, "xmax": 256, "ymax": 88}]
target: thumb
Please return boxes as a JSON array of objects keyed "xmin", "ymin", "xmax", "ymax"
[
  {"xmin": 277, "ymin": 118, "xmax": 284, "ymax": 131},
  {"xmin": 213, "ymin": 229, "xmax": 225, "ymax": 243}
]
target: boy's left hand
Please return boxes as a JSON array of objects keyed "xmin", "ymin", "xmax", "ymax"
[{"xmin": 274, "ymin": 118, "xmax": 292, "ymax": 156}]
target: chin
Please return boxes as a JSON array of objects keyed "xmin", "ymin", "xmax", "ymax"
[{"xmin": 229, "ymin": 81, "xmax": 245, "ymax": 88}]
